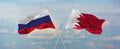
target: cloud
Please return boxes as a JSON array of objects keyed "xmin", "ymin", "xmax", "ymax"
[
  {"xmin": 12, "ymin": 42, "xmax": 16, "ymax": 45},
  {"xmin": 0, "ymin": 29, "xmax": 8, "ymax": 33},
  {"xmin": 30, "ymin": 41, "xmax": 45, "ymax": 45},
  {"xmin": 86, "ymin": 42, "xmax": 115, "ymax": 49},
  {"xmin": 97, "ymin": 43, "xmax": 114, "ymax": 49},
  {"xmin": 93, "ymin": 35, "xmax": 120, "ymax": 41},
  {"xmin": 63, "ymin": 30, "xmax": 87, "ymax": 39},
  {"xmin": 73, "ymin": 29, "xmax": 82, "ymax": 33},
  {"xmin": 110, "ymin": 0, "xmax": 120, "ymax": 6},
  {"xmin": 3, "ymin": 43, "xmax": 10, "ymax": 47},
  {"xmin": 3, "ymin": 42, "xmax": 16, "ymax": 47},
  {"xmin": 27, "ymin": 35, "xmax": 56, "ymax": 40},
  {"xmin": 3, "ymin": 34, "xmax": 11, "ymax": 38},
  {"xmin": 71, "ymin": 3, "xmax": 120, "ymax": 15},
  {"xmin": 30, "ymin": 42, "xmax": 36, "ymax": 45},
  {"xmin": 103, "ymin": 44, "xmax": 114, "ymax": 49},
  {"xmin": 111, "ymin": 35, "xmax": 120, "ymax": 40},
  {"xmin": 2, "ymin": 22, "xmax": 7, "ymax": 27},
  {"xmin": 63, "ymin": 40, "xmax": 72, "ymax": 44},
  {"xmin": 29, "ymin": 40, "xmax": 52, "ymax": 48},
  {"xmin": 26, "ymin": 29, "xmax": 57, "ymax": 40},
  {"xmin": 5, "ymin": 0, "xmax": 61, "ymax": 5},
  {"xmin": 114, "ymin": 20, "xmax": 120, "ymax": 26},
  {"xmin": 18, "ymin": 14, "xmax": 36, "ymax": 24},
  {"xmin": 64, "ymin": 34, "xmax": 86, "ymax": 39},
  {"xmin": 0, "ymin": 3, "xmax": 21, "ymax": 21},
  {"xmin": 38, "ymin": 47, "xmax": 46, "ymax": 49},
  {"xmin": 86, "ymin": 42, "xmax": 95, "ymax": 48}
]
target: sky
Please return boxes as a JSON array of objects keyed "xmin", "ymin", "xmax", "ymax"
[{"xmin": 0, "ymin": 0, "xmax": 120, "ymax": 49}]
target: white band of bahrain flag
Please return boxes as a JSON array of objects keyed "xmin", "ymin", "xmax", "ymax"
[{"xmin": 65, "ymin": 9, "xmax": 80, "ymax": 29}]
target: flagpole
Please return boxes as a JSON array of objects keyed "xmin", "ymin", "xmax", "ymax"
[
  {"xmin": 53, "ymin": 8, "xmax": 78, "ymax": 49},
  {"xmin": 53, "ymin": 10, "xmax": 70, "ymax": 49},
  {"xmin": 45, "ymin": 7, "xmax": 67, "ymax": 49},
  {"xmin": 54, "ymin": 7, "xmax": 76, "ymax": 49},
  {"xmin": 58, "ymin": 7, "xmax": 77, "ymax": 49},
  {"xmin": 53, "ymin": 16, "xmax": 69, "ymax": 49}
]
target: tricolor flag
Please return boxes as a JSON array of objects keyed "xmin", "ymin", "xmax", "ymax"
[
  {"xmin": 18, "ymin": 9, "xmax": 55, "ymax": 34},
  {"xmin": 65, "ymin": 9, "xmax": 105, "ymax": 35}
]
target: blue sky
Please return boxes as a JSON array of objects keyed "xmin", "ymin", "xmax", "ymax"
[{"xmin": 0, "ymin": 0, "xmax": 120, "ymax": 49}]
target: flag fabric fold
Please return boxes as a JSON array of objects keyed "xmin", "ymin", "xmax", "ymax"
[
  {"xmin": 65, "ymin": 9, "xmax": 105, "ymax": 35},
  {"xmin": 74, "ymin": 13, "xmax": 105, "ymax": 34},
  {"xmin": 18, "ymin": 9, "xmax": 55, "ymax": 34}
]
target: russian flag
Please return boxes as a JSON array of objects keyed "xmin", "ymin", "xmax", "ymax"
[{"xmin": 18, "ymin": 14, "xmax": 55, "ymax": 34}]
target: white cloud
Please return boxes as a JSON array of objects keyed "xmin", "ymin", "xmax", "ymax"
[
  {"xmin": 3, "ymin": 42, "xmax": 17, "ymax": 47},
  {"xmin": 97, "ymin": 43, "xmax": 114, "ymax": 49},
  {"xmin": 14, "ymin": 0, "xmax": 59, "ymax": 3},
  {"xmin": 0, "ymin": 29, "xmax": 8, "ymax": 33},
  {"xmin": 93, "ymin": 35, "xmax": 120, "ymax": 41},
  {"xmin": 114, "ymin": 19, "xmax": 120, "ymax": 26},
  {"xmin": 79, "ymin": 35, "xmax": 87, "ymax": 39},
  {"xmin": 18, "ymin": 14, "xmax": 38, "ymax": 24},
  {"xmin": 38, "ymin": 46, "xmax": 46, "ymax": 49},
  {"xmin": 0, "ymin": 3, "xmax": 21, "ymax": 21},
  {"xmin": 3, "ymin": 34, "xmax": 11, "ymax": 38},
  {"xmin": 104, "ymin": 35, "xmax": 120, "ymax": 41},
  {"xmin": 12, "ymin": 42, "xmax": 17, "ymax": 45},
  {"xmin": 73, "ymin": 29, "xmax": 82, "ymax": 33},
  {"xmin": 64, "ymin": 35, "xmax": 75, "ymax": 39},
  {"xmin": 27, "ymin": 35, "xmax": 56, "ymax": 40},
  {"xmin": 0, "ymin": 3, "xmax": 47, "ymax": 22},
  {"xmin": 3, "ymin": 43, "xmax": 10, "ymax": 47},
  {"xmin": 86, "ymin": 42, "xmax": 95, "ymax": 48},
  {"xmin": 12, "ymin": 29, "xmax": 18, "ymax": 33},
  {"xmin": 30, "ymin": 41, "xmax": 51, "ymax": 46},
  {"xmin": 30, "ymin": 42, "xmax": 37, "ymax": 45},
  {"xmin": 76, "ymin": 4, "xmax": 120, "ymax": 14},
  {"xmin": 3, "ymin": 22, "xmax": 7, "ymax": 27},
  {"xmin": 63, "ymin": 40, "xmax": 72, "ymax": 44},
  {"xmin": 103, "ymin": 44, "xmax": 114, "ymax": 49},
  {"xmin": 64, "ymin": 35, "xmax": 86, "ymax": 39},
  {"xmin": 26, "ymin": 29, "xmax": 57, "ymax": 40},
  {"xmin": 86, "ymin": 42, "xmax": 115, "ymax": 49},
  {"xmin": 111, "ymin": 35, "xmax": 120, "ymax": 40}
]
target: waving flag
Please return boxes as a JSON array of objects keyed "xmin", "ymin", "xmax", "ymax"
[
  {"xmin": 65, "ymin": 9, "xmax": 80, "ymax": 29},
  {"xmin": 18, "ymin": 9, "xmax": 55, "ymax": 34},
  {"xmin": 65, "ymin": 9, "xmax": 105, "ymax": 34},
  {"xmin": 75, "ymin": 13, "xmax": 105, "ymax": 34}
]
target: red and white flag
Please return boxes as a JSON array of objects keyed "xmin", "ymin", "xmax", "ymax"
[
  {"xmin": 65, "ymin": 9, "xmax": 105, "ymax": 35},
  {"xmin": 65, "ymin": 9, "xmax": 80, "ymax": 29}
]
